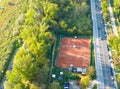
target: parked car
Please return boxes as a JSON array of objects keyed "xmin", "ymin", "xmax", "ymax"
[
  {"xmin": 107, "ymin": 45, "xmax": 110, "ymax": 51},
  {"xmin": 64, "ymin": 82, "xmax": 69, "ymax": 89},
  {"xmin": 110, "ymin": 67, "xmax": 113, "ymax": 76},
  {"xmin": 108, "ymin": 55, "xmax": 112, "ymax": 59},
  {"xmin": 110, "ymin": 67, "xmax": 114, "ymax": 80}
]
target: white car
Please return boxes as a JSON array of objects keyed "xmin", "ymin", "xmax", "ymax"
[
  {"xmin": 99, "ymin": 37, "xmax": 103, "ymax": 40},
  {"xmin": 109, "ymin": 59, "xmax": 113, "ymax": 63},
  {"xmin": 111, "ymin": 76, "xmax": 114, "ymax": 80},
  {"xmin": 100, "ymin": 11, "xmax": 103, "ymax": 14}
]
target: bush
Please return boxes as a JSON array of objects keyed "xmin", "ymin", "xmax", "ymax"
[{"xmin": 92, "ymin": 84, "xmax": 97, "ymax": 89}]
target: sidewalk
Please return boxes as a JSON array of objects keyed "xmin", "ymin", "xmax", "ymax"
[
  {"xmin": 105, "ymin": 23, "xmax": 118, "ymax": 89},
  {"xmin": 107, "ymin": 0, "xmax": 119, "ymax": 37},
  {"xmin": 87, "ymin": 80, "xmax": 98, "ymax": 89}
]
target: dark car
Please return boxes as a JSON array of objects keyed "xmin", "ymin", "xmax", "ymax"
[
  {"xmin": 98, "ymin": 27, "xmax": 100, "ymax": 30},
  {"xmin": 100, "ymin": 36, "xmax": 105, "ymax": 40},
  {"xmin": 58, "ymin": 75, "xmax": 63, "ymax": 80},
  {"xmin": 108, "ymin": 55, "xmax": 112, "ymax": 59},
  {"xmin": 104, "ymin": 32, "xmax": 107, "ymax": 36},
  {"xmin": 107, "ymin": 45, "xmax": 110, "ymax": 51},
  {"xmin": 110, "ymin": 67, "xmax": 113, "ymax": 76},
  {"xmin": 110, "ymin": 67, "xmax": 114, "ymax": 80},
  {"xmin": 64, "ymin": 82, "xmax": 69, "ymax": 89}
]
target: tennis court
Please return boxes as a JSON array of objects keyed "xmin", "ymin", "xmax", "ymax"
[{"xmin": 56, "ymin": 37, "xmax": 90, "ymax": 68}]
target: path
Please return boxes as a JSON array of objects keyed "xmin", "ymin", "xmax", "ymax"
[
  {"xmin": 48, "ymin": 38, "xmax": 57, "ymax": 86},
  {"xmin": 0, "ymin": 49, "xmax": 19, "ymax": 89},
  {"xmin": 69, "ymin": 80, "xmax": 80, "ymax": 89},
  {"xmin": 87, "ymin": 80, "xmax": 97, "ymax": 89},
  {"xmin": 107, "ymin": 0, "xmax": 119, "ymax": 37}
]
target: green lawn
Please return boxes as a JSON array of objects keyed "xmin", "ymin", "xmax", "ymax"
[{"xmin": 0, "ymin": 0, "xmax": 19, "ymax": 30}]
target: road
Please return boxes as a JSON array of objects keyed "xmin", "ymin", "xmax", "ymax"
[
  {"xmin": 91, "ymin": 0, "xmax": 117, "ymax": 89},
  {"xmin": 107, "ymin": 0, "xmax": 119, "ymax": 37}
]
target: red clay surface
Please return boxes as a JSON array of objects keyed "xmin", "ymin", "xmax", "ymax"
[{"xmin": 56, "ymin": 37, "xmax": 90, "ymax": 68}]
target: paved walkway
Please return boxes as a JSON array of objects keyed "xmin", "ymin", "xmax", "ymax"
[
  {"xmin": 69, "ymin": 80, "xmax": 80, "ymax": 89},
  {"xmin": 0, "ymin": 49, "xmax": 19, "ymax": 89},
  {"xmin": 115, "ymin": 73, "xmax": 120, "ymax": 75},
  {"xmin": 48, "ymin": 38, "xmax": 57, "ymax": 86},
  {"xmin": 107, "ymin": 0, "xmax": 119, "ymax": 37},
  {"xmin": 87, "ymin": 80, "xmax": 98, "ymax": 89}
]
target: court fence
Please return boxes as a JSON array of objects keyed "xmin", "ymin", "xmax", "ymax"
[{"xmin": 54, "ymin": 34, "xmax": 91, "ymax": 66}]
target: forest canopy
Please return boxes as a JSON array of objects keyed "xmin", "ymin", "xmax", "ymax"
[{"xmin": 0, "ymin": 0, "xmax": 92, "ymax": 89}]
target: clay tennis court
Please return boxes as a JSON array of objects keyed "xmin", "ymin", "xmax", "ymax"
[{"xmin": 56, "ymin": 37, "xmax": 90, "ymax": 68}]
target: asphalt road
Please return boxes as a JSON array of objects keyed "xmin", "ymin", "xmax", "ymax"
[{"xmin": 91, "ymin": 0, "xmax": 117, "ymax": 89}]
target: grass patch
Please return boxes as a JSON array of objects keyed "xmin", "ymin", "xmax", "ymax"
[
  {"xmin": 91, "ymin": 37, "xmax": 95, "ymax": 66},
  {"xmin": 54, "ymin": 35, "xmax": 62, "ymax": 66},
  {"xmin": 52, "ymin": 67, "xmax": 80, "ymax": 86},
  {"xmin": 0, "ymin": 0, "xmax": 19, "ymax": 30}
]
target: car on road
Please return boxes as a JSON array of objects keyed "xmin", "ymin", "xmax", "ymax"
[
  {"xmin": 98, "ymin": 27, "xmax": 100, "ymax": 30},
  {"xmin": 107, "ymin": 45, "xmax": 110, "ymax": 51},
  {"xmin": 104, "ymin": 32, "xmax": 107, "ymax": 37},
  {"xmin": 108, "ymin": 55, "xmax": 112, "ymax": 59},
  {"xmin": 100, "ymin": 37, "xmax": 104, "ymax": 40},
  {"xmin": 100, "ymin": 11, "xmax": 103, "ymax": 14},
  {"xmin": 96, "ymin": 4, "xmax": 98, "ymax": 7},
  {"xmin": 99, "ymin": 37, "xmax": 102, "ymax": 40},
  {"xmin": 109, "ymin": 59, "xmax": 113, "ymax": 63},
  {"xmin": 110, "ymin": 67, "xmax": 114, "ymax": 80},
  {"xmin": 110, "ymin": 67, "xmax": 113, "ymax": 75},
  {"xmin": 100, "ymin": 36, "xmax": 105, "ymax": 40},
  {"xmin": 111, "ymin": 76, "xmax": 114, "ymax": 80}
]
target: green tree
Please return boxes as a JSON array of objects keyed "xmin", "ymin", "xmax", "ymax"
[
  {"xmin": 102, "ymin": 0, "xmax": 109, "ymax": 22},
  {"xmin": 13, "ymin": 49, "xmax": 37, "ymax": 81},
  {"xmin": 92, "ymin": 84, "xmax": 97, "ymax": 89},
  {"xmin": 50, "ymin": 81, "xmax": 62, "ymax": 89},
  {"xmin": 30, "ymin": 83, "xmax": 41, "ymax": 89},
  {"xmin": 117, "ymin": 74, "xmax": 120, "ymax": 83},
  {"xmin": 80, "ymin": 76, "xmax": 91, "ymax": 88},
  {"xmin": 86, "ymin": 66, "xmax": 96, "ymax": 79},
  {"xmin": 25, "ymin": 8, "xmax": 36, "ymax": 25},
  {"xmin": 114, "ymin": 0, "xmax": 120, "ymax": 20},
  {"xmin": 43, "ymin": 2, "xmax": 59, "ymax": 19}
]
